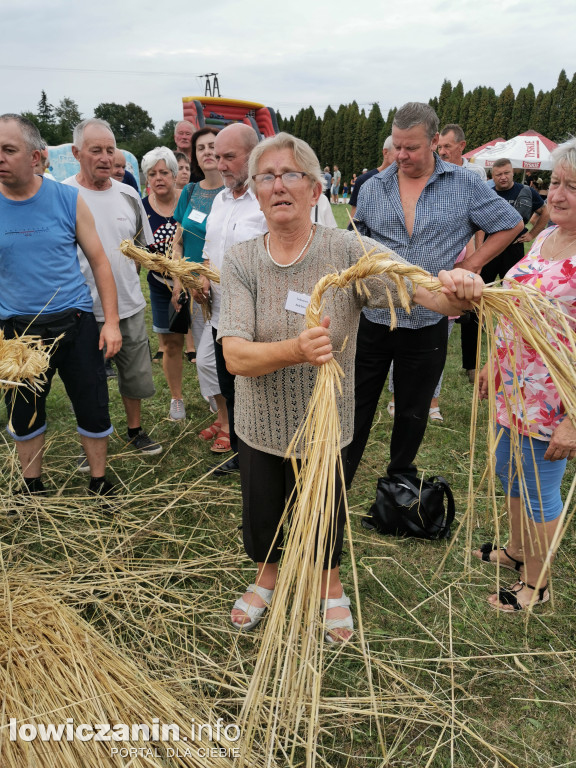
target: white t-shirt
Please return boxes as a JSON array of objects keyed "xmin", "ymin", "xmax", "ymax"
[
  {"xmin": 63, "ymin": 176, "xmax": 154, "ymax": 320},
  {"xmin": 312, "ymin": 193, "xmax": 338, "ymax": 227},
  {"xmin": 462, "ymin": 158, "xmax": 488, "ymax": 181},
  {"xmin": 203, "ymin": 186, "xmax": 267, "ymax": 327}
]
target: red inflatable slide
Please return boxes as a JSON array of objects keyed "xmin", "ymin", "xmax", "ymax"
[{"xmin": 182, "ymin": 97, "xmax": 278, "ymax": 138}]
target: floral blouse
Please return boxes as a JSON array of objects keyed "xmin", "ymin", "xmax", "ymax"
[{"xmin": 494, "ymin": 227, "xmax": 576, "ymax": 441}]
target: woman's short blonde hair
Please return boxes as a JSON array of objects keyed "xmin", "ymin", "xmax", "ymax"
[{"xmin": 248, "ymin": 132, "xmax": 323, "ymax": 192}]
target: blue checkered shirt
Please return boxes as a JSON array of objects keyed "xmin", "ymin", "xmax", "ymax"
[{"xmin": 355, "ymin": 155, "xmax": 522, "ymax": 328}]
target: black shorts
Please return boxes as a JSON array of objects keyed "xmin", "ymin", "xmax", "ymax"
[
  {"xmin": 2, "ymin": 310, "xmax": 112, "ymax": 440},
  {"xmin": 237, "ymin": 439, "xmax": 348, "ymax": 570}
]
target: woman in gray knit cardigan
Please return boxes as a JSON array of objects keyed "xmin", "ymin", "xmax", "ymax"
[{"xmin": 217, "ymin": 133, "xmax": 483, "ymax": 642}]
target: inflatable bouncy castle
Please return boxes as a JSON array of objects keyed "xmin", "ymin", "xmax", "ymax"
[{"xmin": 182, "ymin": 97, "xmax": 279, "ymax": 139}]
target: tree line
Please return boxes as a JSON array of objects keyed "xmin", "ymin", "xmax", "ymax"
[
  {"xmin": 20, "ymin": 68, "xmax": 576, "ymax": 184},
  {"xmin": 21, "ymin": 91, "xmax": 178, "ymax": 159},
  {"xmin": 277, "ymin": 69, "xmax": 576, "ymax": 183}
]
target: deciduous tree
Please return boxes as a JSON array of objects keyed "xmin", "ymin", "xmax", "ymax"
[{"xmin": 93, "ymin": 102, "xmax": 154, "ymax": 143}]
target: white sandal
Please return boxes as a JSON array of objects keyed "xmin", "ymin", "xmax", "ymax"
[
  {"xmin": 230, "ymin": 583, "xmax": 274, "ymax": 630},
  {"xmin": 320, "ymin": 591, "xmax": 354, "ymax": 643},
  {"xmin": 429, "ymin": 407, "xmax": 444, "ymax": 422}
]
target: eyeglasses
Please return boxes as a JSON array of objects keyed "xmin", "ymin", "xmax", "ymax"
[{"xmin": 251, "ymin": 172, "xmax": 308, "ymax": 186}]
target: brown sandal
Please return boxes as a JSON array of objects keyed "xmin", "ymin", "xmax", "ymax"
[
  {"xmin": 199, "ymin": 421, "xmax": 221, "ymax": 441},
  {"xmin": 211, "ymin": 430, "xmax": 231, "ymax": 453}
]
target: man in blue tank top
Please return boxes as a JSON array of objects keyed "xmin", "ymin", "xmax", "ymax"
[{"xmin": 0, "ymin": 114, "xmax": 122, "ymax": 504}]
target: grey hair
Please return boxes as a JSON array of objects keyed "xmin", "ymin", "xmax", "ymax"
[
  {"xmin": 248, "ymin": 132, "xmax": 323, "ymax": 192},
  {"xmin": 393, "ymin": 102, "xmax": 439, "ymax": 141},
  {"xmin": 73, "ymin": 118, "xmax": 114, "ymax": 149},
  {"xmin": 440, "ymin": 123, "xmax": 465, "ymax": 143},
  {"xmin": 551, "ymin": 137, "xmax": 576, "ymax": 176},
  {"xmin": 141, "ymin": 146, "xmax": 178, "ymax": 178},
  {"xmin": 0, "ymin": 113, "xmax": 43, "ymax": 151},
  {"xmin": 440, "ymin": 123, "xmax": 466, "ymax": 144},
  {"xmin": 383, "ymin": 135, "xmax": 393, "ymax": 151},
  {"xmin": 174, "ymin": 120, "xmax": 195, "ymax": 133}
]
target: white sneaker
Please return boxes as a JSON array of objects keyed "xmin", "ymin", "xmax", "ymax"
[
  {"xmin": 169, "ymin": 398, "xmax": 186, "ymax": 421},
  {"xmin": 77, "ymin": 452, "xmax": 90, "ymax": 473}
]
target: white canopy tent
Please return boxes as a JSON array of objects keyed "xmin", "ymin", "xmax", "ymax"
[{"xmin": 466, "ymin": 130, "xmax": 558, "ymax": 170}]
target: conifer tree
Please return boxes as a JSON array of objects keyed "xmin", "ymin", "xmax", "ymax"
[
  {"xmin": 436, "ymin": 79, "xmax": 453, "ymax": 125},
  {"xmin": 343, "ymin": 102, "xmax": 360, "ymax": 180},
  {"xmin": 508, "ymin": 83, "xmax": 535, "ymax": 137},
  {"xmin": 458, "ymin": 90, "xmax": 473, "ymax": 135},
  {"xmin": 548, "ymin": 69, "xmax": 570, "ymax": 141},
  {"xmin": 476, "ymin": 87, "xmax": 497, "ymax": 144},
  {"xmin": 353, "ymin": 109, "xmax": 371, "ymax": 177},
  {"xmin": 292, "ymin": 107, "xmax": 306, "ymax": 140},
  {"xmin": 442, "ymin": 80, "xmax": 464, "ymax": 126},
  {"xmin": 531, "ymin": 90, "xmax": 552, "ymax": 137},
  {"xmin": 305, "ymin": 107, "xmax": 320, "ymax": 155},
  {"xmin": 298, "ymin": 106, "xmax": 313, "ymax": 146},
  {"xmin": 492, "ymin": 84, "xmax": 515, "ymax": 139},
  {"xmin": 37, "ymin": 91, "xmax": 55, "ymax": 124},
  {"xmin": 320, "ymin": 106, "xmax": 336, "ymax": 168},
  {"xmin": 382, "ymin": 107, "xmax": 397, "ymax": 139},
  {"xmin": 563, "ymin": 73, "xmax": 576, "ymax": 143},
  {"xmin": 465, "ymin": 87, "xmax": 486, "ymax": 147},
  {"xmin": 365, "ymin": 103, "xmax": 384, "ymax": 164},
  {"xmin": 332, "ymin": 104, "xmax": 347, "ymax": 168}
]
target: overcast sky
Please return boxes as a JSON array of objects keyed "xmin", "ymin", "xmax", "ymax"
[{"xmin": 3, "ymin": 0, "xmax": 575, "ymax": 133}]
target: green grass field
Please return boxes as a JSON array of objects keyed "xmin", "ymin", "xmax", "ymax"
[{"xmin": 1, "ymin": 209, "xmax": 575, "ymax": 767}]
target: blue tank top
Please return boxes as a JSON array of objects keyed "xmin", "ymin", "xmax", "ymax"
[{"xmin": 0, "ymin": 179, "xmax": 93, "ymax": 318}]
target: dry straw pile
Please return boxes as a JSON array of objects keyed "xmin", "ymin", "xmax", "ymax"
[
  {"xmin": 0, "ymin": 246, "xmax": 574, "ymax": 767},
  {"xmin": 0, "ymin": 583, "xmax": 245, "ymax": 768}
]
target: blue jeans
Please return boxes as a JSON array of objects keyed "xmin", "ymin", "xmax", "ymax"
[{"xmin": 495, "ymin": 426, "xmax": 567, "ymax": 522}]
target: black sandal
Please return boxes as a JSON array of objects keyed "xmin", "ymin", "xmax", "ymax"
[
  {"xmin": 477, "ymin": 543, "xmax": 523, "ymax": 572},
  {"xmin": 495, "ymin": 581, "xmax": 549, "ymax": 612}
]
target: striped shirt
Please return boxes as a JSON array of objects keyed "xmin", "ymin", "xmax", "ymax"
[{"xmin": 355, "ymin": 155, "xmax": 522, "ymax": 328}]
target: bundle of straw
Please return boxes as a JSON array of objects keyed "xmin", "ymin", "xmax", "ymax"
[
  {"xmin": 0, "ymin": 584, "xmax": 251, "ymax": 768},
  {"xmin": 0, "ymin": 329, "xmax": 50, "ymax": 391},
  {"xmin": 120, "ymin": 239, "xmax": 221, "ymax": 322},
  {"xmin": 120, "ymin": 240, "xmax": 220, "ymax": 294},
  {"xmin": 238, "ymin": 247, "xmax": 576, "ymax": 764}
]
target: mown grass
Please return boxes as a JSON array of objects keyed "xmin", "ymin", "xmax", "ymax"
[{"xmin": 1, "ymin": 209, "xmax": 575, "ymax": 767}]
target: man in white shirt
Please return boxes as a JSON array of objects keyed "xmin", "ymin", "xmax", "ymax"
[
  {"xmin": 64, "ymin": 118, "xmax": 161, "ymax": 458},
  {"xmin": 201, "ymin": 123, "xmax": 267, "ymax": 475}
]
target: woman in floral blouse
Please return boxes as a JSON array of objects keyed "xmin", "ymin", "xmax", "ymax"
[{"xmin": 475, "ymin": 138, "xmax": 576, "ymax": 611}]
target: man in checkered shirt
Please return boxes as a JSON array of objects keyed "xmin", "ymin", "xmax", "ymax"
[{"xmin": 345, "ymin": 102, "xmax": 523, "ymax": 486}]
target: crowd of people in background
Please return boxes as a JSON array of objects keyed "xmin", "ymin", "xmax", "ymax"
[{"xmin": 1, "ymin": 101, "xmax": 575, "ymax": 629}]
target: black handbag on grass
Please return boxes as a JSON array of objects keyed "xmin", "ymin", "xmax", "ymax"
[
  {"xmin": 361, "ymin": 474, "xmax": 455, "ymax": 540},
  {"xmin": 168, "ymin": 291, "xmax": 191, "ymax": 334}
]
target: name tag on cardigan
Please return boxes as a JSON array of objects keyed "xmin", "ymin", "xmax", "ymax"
[
  {"xmin": 188, "ymin": 209, "xmax": 207, "ymax": 223},
  {"xmin": 285, "ymin": 290, "xmax": 311, "ymax": 315}
]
